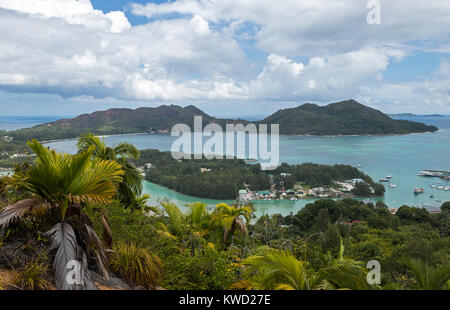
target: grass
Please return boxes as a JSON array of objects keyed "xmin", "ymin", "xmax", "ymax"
[
  {"xmin": 110, "ymin": 241, "xmax": 163, "ymax": 289},
  {"xmin": 13, "ymin": 260, "xmax": 50, "ymax": 290}
]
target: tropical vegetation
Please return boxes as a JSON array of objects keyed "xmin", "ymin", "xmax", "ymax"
[{"xmin": 0, "ymin": 138, "xmax": 449, "ymax": 290}]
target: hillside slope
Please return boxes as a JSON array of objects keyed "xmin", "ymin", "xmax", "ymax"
[
  {"xmin": 261, "ymin": 100, "xmax": 438, "ymax": 135},
  {"xmin": 8, "ymin": 100, "xmax": 438, "ymax": 144}
]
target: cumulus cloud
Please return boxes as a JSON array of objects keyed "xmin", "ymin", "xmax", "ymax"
[
  {"xmin": 0, "ymin": 0, "xmax": 448, "ymax": 113},
  {"xmin": 0, "ymin": 0, "xmax": 131, "ymax": 33},
  {"xmin": 250, "ymin": 48, "xmax": 406, "ymax": 102},
  {"xmin": 357, "ymin": 59, "xmax": 450, "ymax": 111},
  {"xmin": 132, "ymin": 0, "xmax": 450, "ymax": 55},
  {"xmin": 0, "ymin": 4, "xmax": 246, "ymax": 100}
]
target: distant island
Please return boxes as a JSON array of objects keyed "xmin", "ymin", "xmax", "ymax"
[
  {"xmin": 262, "ymin": 100, "xmax": 439, "ymax": 135},
  {"xmin": 0, "ymin": 99, "xmax": 439, "ymax": 157},
  {"xmin": 389, "ymin": 113, "xmax": 446, "ymax": 118}
]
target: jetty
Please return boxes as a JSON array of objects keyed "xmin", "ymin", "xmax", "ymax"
[{"xmin": 423, "ymin": 170, "xmax": 450, "ymax": 181}]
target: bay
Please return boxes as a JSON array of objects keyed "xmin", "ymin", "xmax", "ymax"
[{"xmin": 44, "ymin": 116, "xmax": 450, "ymax": 216}]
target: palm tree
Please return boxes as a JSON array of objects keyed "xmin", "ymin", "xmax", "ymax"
[
  {"xmin": 157, "ymin": 202, "xmax": 212, "ymax": 241},
  {"xmin": 158, "ymin": 201, "xmax": 185, "ymax": 238},
  {"xmin": 403, "ymin": 259, "xmax": 450, "ymax": 290},
  {"xmin": 315, "ymin": 239, "xmax": 372, "ymax": 290},
  {"xmin": 232, "ymin": 246, "xmax": 311, "ymax": 290},
  {"xmin": 77, "ymin": 133, "xmax": 142, "ymax": 206},
  {"xmin": 232, "ymin": 240, "xmax": 371, "ymax": 290},
  {"xmin": 129, "ymin": 194, "xmax": 158, "ymax": 213},
  {"xmin": 212, "ymin": 203, "xmax": 252, "ymax": 245},
  {"xmin": 0, "ymin": 140, "xmax": 124, "ymax": 290}
]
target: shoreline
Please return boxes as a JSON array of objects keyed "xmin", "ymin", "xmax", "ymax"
[
  {"xmin": 142, "ymin": 180, "xmax": 381, "ymax": 204},
  {"xmin": 41, "ymin": 129, "xmax": 439, "ymax": 145}
]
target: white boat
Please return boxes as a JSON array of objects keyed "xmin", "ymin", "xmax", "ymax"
[
  {"xmin": 418, "ymin": 170, "xmax": 435, "ymax": 177},
  {"xmin": 386, "ymin": 175, "xmax": 392, "ymax": 179},
  {"xmin": 357, "ymin": 164, "xmax": 363, "ymax": 168},
  {"xmin": 388, "ymin": 183, "xmax": 397, "ymax": 188},
  {"xmin": 414, "ymin": 187, "xmax": 424, "ymax": 195},
  {"xmin": 437, "ymin": 186, "xmax": 444, "ymax": 190},
  {"xmin": 444, "ymin": 186, "xmax": 450, "ymax": 191}
]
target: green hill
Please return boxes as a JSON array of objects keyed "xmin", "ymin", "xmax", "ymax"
[
  {"xmin": 261, "ymin": 100, "xmax": 438, "ymax": 135},
  {"xmin": 6, "ymin": 100, "xmax": 438, "ymax": 147}
]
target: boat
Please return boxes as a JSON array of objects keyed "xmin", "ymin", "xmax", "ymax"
[
  {"xmin": 418, "ymin": 170, "xmax": 434, "ymax": 177},
  {"xmin": 357, "ymin": 164, "xmax": 363, "ymax": 167},
  {"xmin": 444, "ymin": 186, "xmax": 450, "ymax": 191},
  {"xmin": 386, "ymin": 175, "xmax": 392, "ymax": 179},
  {"xmin": 437, "ymin": 186, "xmax": 444, "ymax": 190},
  {"xmin": 414, "ymin": 187, "xmax": 424, "ymax": 195},
  {"xmin": 379, "ymin": 178, "xmax": 390, "ymax": 182},
  {"xmin": 388, "ymin": 183, "xmax": 397, "ymax": 188},
  {"xmin": 430, "ymin": 195, "xmax": 434, "ymax": 198},
  {"xmin": 436, "ymin": 200, "xmax": 442, "ymax": 203}
]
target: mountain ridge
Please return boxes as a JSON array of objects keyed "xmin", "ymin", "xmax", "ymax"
[{"xmin": 7, "ymin": 100, "xmax": 438, "ymax": 142}]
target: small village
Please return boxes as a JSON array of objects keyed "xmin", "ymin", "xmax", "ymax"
[{"xmin": 237, "ymin": 176, "xmax": 370, "ymax": 201}]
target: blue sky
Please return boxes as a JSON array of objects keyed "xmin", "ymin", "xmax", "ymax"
[{"xmin": 0, "ymin": 0, "xmax": 449, "ymax": 117}]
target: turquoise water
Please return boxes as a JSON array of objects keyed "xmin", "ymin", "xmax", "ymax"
[{"xmin": 45, "ymin": 116, "xmax": 450, "ymax": 216}]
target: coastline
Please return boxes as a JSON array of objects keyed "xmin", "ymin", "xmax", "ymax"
[{"xmin": 41, "ymin": 128, "xmax": 439, "ymax": 145}]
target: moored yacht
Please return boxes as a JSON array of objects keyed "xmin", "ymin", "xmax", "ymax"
[
  {"xmin": 418, "ymin": 170, "xmax": 434, "ymax": 177},
  {"xmin": 414, "ymin": 187, "xmax": 424, "ymax": 195}
]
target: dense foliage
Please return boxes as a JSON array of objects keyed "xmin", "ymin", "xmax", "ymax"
[
  {"xmin": 262, "ymin": 100, "xmax": 438, "ymax": 135},
  {"xmin": 0, "ymin": 138, "xmax": 448, "ymax": 291},
  {"xmin": 135, "ymin": 149, "xmax": 384, "ymax": 199}
]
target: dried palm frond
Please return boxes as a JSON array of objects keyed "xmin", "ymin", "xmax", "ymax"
[
  {"xmin": 44, "ymin": 222, "xmax": 96, "ymax": 290},
  {"xmin": 84, "ymin": 224, "xmax": 109, "ymax": 280},
  {"xmin": 0, "ymin": 198, "xmax": 49, "ymax": 229}
]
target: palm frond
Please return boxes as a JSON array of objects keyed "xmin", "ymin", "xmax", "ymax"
[
  {"xmin": 0, "ymin": 198, "xmax": 48, "ymax": 229},
  {"xmin": 44, "ymin": 223, "xmax": 96, "ymax": 290},
  {"xmin": 161, "ymin": 202, "xmax": 184, "ymax": 235},
  {"xmin": 85, "ymin": 224, "xmax": 110, "ymax": 280},
  {"xmin": 113, "ymin": 143, "xmax": 140, "ymax": 159},
  {"xmin": 239, "ymin": 247, "xmax": 309, "ymax": 290}
]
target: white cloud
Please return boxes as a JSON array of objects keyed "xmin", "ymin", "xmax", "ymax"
[
  {"xmin": 0, "ymin": 6, "xmax": 246, "ymax": 101},
  {"xmin": 0, "ymin": 0, "xmax": 448, "ymax": 113},
  {"xmin": 357, "ymin": 59, "xmax": 450, "ymax": 111},
  {"xmin": 250, "ymin": 48, "xmax": 405, "ymax": 101},
  {"xmin": 132, "ymin": 0, "xmax": 450, "ymax": 55},
  {"xmin": 0, "ymin": 0, "xmax": 131, "ymax": 33}
]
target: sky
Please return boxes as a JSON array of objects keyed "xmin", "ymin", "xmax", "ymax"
[{"xmin": 0, "ymin": 0, "xmax": 449, "ymax": 117}]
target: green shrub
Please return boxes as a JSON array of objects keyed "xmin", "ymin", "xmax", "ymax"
[
  {"xmin": 110, "ymin": 241, "xmax": 163, "ymax": 289},
  {"xmin": 13, "ymin": 260, "xmax": 50, "ymax": 290}
]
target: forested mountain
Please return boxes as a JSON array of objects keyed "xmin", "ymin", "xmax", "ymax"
[
  {"xmin": 7, "ymin": 100, "xmax": 437, "ymax": 146},
  {"xmin": 262, "ymin": 100, "xmax": 438, "ymax": 135}
]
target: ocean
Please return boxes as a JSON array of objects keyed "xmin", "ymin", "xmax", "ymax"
[{"xmin": 0, "ymin": 116, "xmax": 65, "ymax": 131}]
